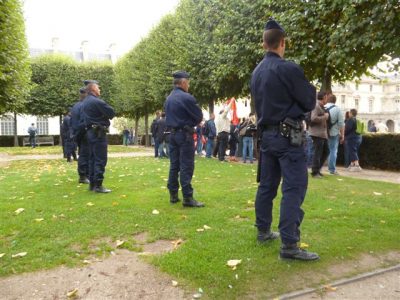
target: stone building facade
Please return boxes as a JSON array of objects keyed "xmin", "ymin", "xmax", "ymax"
[{"xmin": 332, "ymin": 74, "xmax": 400, "ymax": 133}]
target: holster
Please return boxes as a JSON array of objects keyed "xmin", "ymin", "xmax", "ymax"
[
  {"xmin": 92, "ymin": 124, "xmax": 108, "ymax": 138},
  {"xmin": 280, "ymin": 117, "xmax": 305, "ymax": 147}
]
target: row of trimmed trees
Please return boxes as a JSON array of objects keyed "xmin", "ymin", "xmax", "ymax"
[{"xmin": 1, "ymin": 0, "xmax": 400, "ymax": 145}]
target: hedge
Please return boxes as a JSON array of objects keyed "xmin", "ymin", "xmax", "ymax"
[
  {"xmin": 0, "ymin": 134, "xmax": 145, "ymax": 147},
  {"xmin": 1, "ymin": 134, "xmax": 399, "ymax": 171},
  {"xmin": 336, "ymin": 134, "xmax": 399, "ymax": 171}
]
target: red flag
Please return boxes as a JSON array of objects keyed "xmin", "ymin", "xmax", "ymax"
[{"xmin": 227, "ymin": 97, "xmax": 239, "ymax": 125}]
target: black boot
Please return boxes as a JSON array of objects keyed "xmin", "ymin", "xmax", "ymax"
[
  {"xmin": 183, "ymin": 196, "xmax": 204, "ymax": 207},
  {"xmin": 170, "ymin": 192, "xmax": 180, "ymax": 204},
  {"xmin": 280, "ymin": 243, "xmax": 320, "ymax": 261},
  {"xmin": 257, "ymin": 229, "xmax": 280, "ymax": 242},
  {"xmin": 88, "ymin": 182, "xmax": 95, "ymax": 191},
  {"xmin": 79, "ymin": 176, "xmax": 90, "ymax": 184},
  {"xmin": 94, "ymin": 181, "xmax": 111, "ymax": 193}
]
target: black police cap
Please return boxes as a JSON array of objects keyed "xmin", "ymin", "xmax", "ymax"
[
  {"xmin": 264, "ymin": 18, "xmax": 285, "ymax": 33},
  {"xmin": 79, "ymin": 87, "xmax": 86, "ymax": 94},
  {"xmin": 83, "ymin": 79, "xmax": 98, "ymax": 86},
  {"xmin": 172, "ymin": 71, "xmax": 190, "ymax": 79}
]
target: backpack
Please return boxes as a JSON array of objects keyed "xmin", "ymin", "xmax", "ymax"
[
  {"xmin": 202, "ymin": 121, "xmax": 210, "ymax": 136},
  {"xmin": 355, "ymin": 118, "xmax": 366, "ymax": 135},
  {"xmin": 326, "ymin": 105, "xmax": 338, "ymax": 130}
]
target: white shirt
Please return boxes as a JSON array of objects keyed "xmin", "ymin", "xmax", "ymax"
[{"xmin": 216, "ymin": 102, "xmax": 232, "ymax": 133}]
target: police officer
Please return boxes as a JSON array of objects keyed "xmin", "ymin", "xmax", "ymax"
[
  {"xmin": 61, "ymin": 111, "xmax": 77, "ymax": 162},
  {"xmin": 165, "ymin": 71, "xmax": 204, "ymax": 207},
  {"xmin": 251, "ymin": 19, "xmax": 319, "ymax": 260},
  {"xmin": 82, "ymin": 81, "xmax": 115, "ymax": 193},
  {"xmin": 70, "ymin": 87, "xmax": 90, "ymax": 184}
]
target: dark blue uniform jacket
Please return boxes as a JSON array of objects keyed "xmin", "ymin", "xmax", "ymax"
[
  {"xmin": 165, "ymin": 87, "xmax": 203, "ymax": 128},
  {"xmin": 82, "ymin": 93, "xmax": 115, "ymax": 127},
  {"xmin": 251, "ymin": 52, "xmax": 316, "ymax": 125},
  {"xmin": 61, "ymin": 115, "xmax": 72, "ymax": 139},
  {"xmin": 70, "ymin": 100, "xmax": 84, "ymax": 136}
]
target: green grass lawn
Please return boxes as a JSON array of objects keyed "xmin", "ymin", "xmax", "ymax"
[
  {"xmin": 0, "ymin": 145, "xmax": 149, "ymax": 155},
  {"xmin": 0, "ymin": 157, "xmax": 399, "ymax": 299}
]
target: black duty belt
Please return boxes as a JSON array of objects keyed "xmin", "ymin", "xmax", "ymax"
[
  {"xmin": 259, "ymin": 124, "xmax": 280, "ymax": 131},
  {"xmin": 171, "ymin": 126, "xmax": 194, "ymax": 134}
]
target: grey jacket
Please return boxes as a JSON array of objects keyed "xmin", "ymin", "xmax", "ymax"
[{"xmin": 309, "ymin": 102, "xmax": 328, "ymax": 139}]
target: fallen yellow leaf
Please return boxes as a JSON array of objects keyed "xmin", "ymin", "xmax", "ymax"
[
  {"xmin": 116, "ymin": 240, "xmax": 125, "ymax": 247},
  {"xmin": 67, "ymin": 288, "xmax": 78, "ymax": 298},
  {"xmin": 12, "ymin": 252, "xmax": 27, "ymax": 258},
  {"xmin": 203, "ymin": 225, "xmax": 212, "ymax": 230},
  {"xmin": 324, "ymin": 285, "xmax": 337, "ymax": 292},
  {"xmin": 14, "ymin": 208, "xmax": 25, "ymax": 215},
  {"xmin": 196, "ymin": 228, "xmax": 205, "ymax": 232},
  {"xmin": 0, "ymin": 253, "xmax": 5, "ymax": 258},
  {"xmin": 86, "ymin": 202, "xmax": 94, "ymax": 206},
  {"xmin": 300, "ymin": 242, "xmax": 309, "ymax": 249},
  {"xmin": 152, "ymin": 209, "xmax": 160, "ymax": 215},
  {"xmin": 227, "ymin": 259, "xmax": 242, "ymax": 268},
  {"xmin": 172, "ymin": 280, "xmax": 178, "ymax": 287},
  {"xmin": 171, "ymin": 239, "xmax": 183, "ymax": 249},
  {"xmin": 34, "ymin": 218, "xmax": 44, "ymax": 222}
]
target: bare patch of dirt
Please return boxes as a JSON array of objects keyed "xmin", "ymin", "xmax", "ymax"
[
  {"xmin": 0, "ymin": 249, "xmax": 187, "ymax": 300},
  {"xmin": 133, "ymin": 232, "xmax": 149, "ymax": 244}
]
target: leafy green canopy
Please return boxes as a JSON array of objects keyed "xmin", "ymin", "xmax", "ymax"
[
  {"xmin": 0, "ymin": 0, "xmax": 31, "ymax": 114},
  {"xmin": 27, "ymin": 54, "xmax": 115, "ymax": 117}
]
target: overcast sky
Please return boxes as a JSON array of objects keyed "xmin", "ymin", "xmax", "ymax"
[{"xmin": 23, "ymin": 0, "xmax": 180, "ymax": 55}]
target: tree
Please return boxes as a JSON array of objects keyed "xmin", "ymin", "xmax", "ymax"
[
  {"xmin": 27, "ymin": 54, "xmax": 114, "ymax": 117},
  {"xmin": 271, "ymin": 0, "xmax": 400, "ymax": 92},
  {"xmin": 0, "ymin": 0, "xmax": 31, "ymax": 114}
]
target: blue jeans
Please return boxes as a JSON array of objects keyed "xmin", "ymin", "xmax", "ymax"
[
  {"xmin": 242, "ymin": 136, "xmax": 254, "ymax": 162},
  {"xmin": 196, "ymin": 138, "xmax": 203, "ymax": 154},
  {"xmin": 327, "ymin": 135, "xmax": 339, "ymax": 173},
  {"xmin": 158, "ymin": 141, "xmax": 166, "ymax": 157},
  {"xmin": 205, "ymin": 137, "xmax": 214, "ymax": 158}
]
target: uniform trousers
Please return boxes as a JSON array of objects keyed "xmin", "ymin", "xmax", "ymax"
[
  {"xmin": 167, "ymin": 130, "xmax": 195, "ymax": 198},
  {"xmin": 87, "ymin": 129, "xmax": 108, "ymax": 185},
  {"xmin": 77, "ymin": 133, "xmax": 90, "ymax": 177},
  {"xmin": 255, "ymin": 129, "xmax": 308, "ymax": 245}
]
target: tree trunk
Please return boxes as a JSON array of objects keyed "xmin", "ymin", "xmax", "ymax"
[
  {"xmin": 13, "ymin": 111, "xmax": 18, "ymax": 147},
  {"xmin": 144, "ymin": 114, "xmax": 149, "ymax": 147},
  {"xmin": 208, "ymin": 99, "xmax": 214, "ymax": 114},
  {"xmin": 134, "ymin": 114, "xmax": 139, "ymax": 145},
  {"xmin": 321, "ymin": 68, "xmax": 332, "ymax": 93}
]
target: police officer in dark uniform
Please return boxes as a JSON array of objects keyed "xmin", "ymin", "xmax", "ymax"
[
  {"xmin": 251, "ymin": 19, "xmax": 319, "ymax": 260},
  {"xmin": 61, "ymin": 111, "xmax": 77, "ymax": 162},
  {"xmin": 70, "ymin": 87, "xmax": 90, "ymax": 183},
  {"xmin": 165, "ymin": 71, "xmax": 204, "ymax": 207},
  {"xmin": 82, "ymin": 81, "xmax": 115, "ymax": 193}
]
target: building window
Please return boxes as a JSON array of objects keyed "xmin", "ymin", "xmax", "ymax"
[
  {"xmin": 355, "ymin": 83, "xmax": 359, "ymax": 91},
  {"xmin": 36, "ymin": 116, "xmax": 49, "ymax": 135},
  {"xmin": 368, "ymin": 98, "xmax": 373, "ymax": 113},
  {"xmin": 369, "ymin": 84, "xmax": 373, "ymax": 92},
  {"xmin": 0, "ymin": 115, "xmax": 15, "ymax": 136},
  {"xmin": 355, "ymin": 98, "xmax": 359, "ymax": 110},
  {"xmin": 396, "ymin": 85, "xmax": 399, "ymax": 92}
]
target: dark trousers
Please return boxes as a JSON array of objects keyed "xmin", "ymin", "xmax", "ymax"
[
  {"xmin": 87, "ymin": 129, "xmax": 108, "ymax": 185},
  {"xmin": 65, "ymin": 138, "xmax": 77, "ymax": 161},
  {"xmin": 218, "ymin": 131, "xmax": 229, "ymax": 161},
  {"xmin": 167, "ymin": 130, "xmax": 195, "ymax": 198},
  {"xmin": 77, "ymin": 133, "xmax": 90, "ymax": 177},
  {"xmin": 255, "ymin": 129, "xmax": 308, "ymax": 245},
  {"xmin": 346, "ymin": 135, "xmax": 362, "ymax": 162},
  {"xmin": 154, "ymin": 138, "xmax": 159, "ymax": 157},
  {"xmin": 311, "ymin": 136, "xmax": 329, "ymax": 175}
]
